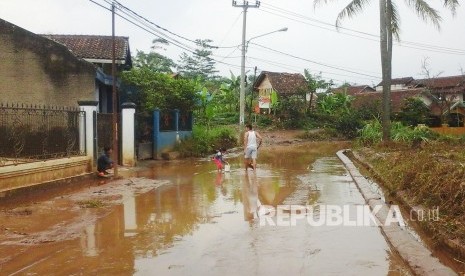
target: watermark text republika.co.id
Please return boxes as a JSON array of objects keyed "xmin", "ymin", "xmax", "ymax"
[{"xmin": 257, "ymin": 204, "xmax": 440, "ymax": 227}]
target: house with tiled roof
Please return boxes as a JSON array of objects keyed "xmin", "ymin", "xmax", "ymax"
[
  {"xmin": 414, "ymin": 75, "xmax": 465, "ymax": 95},
  {"xmin": 332, "ymin": 85, "xmax": 376, "ymax": 96},
  {"xmin": 351, "ymin": 88, "xmax": 426, "ymax": 113},
  {"xmin": 42, "ymin": 34, "xmax": 132, "ymax": 113},
  {"xmin": 352, "ymin": 75, "xmax": 465, "ymax": 126},
  {"xmin": 375, "ymin": 77, "xmax": 416, "ymax": 91},
  {"xmin": 253, "ymin": 71, "xmax": 308, "ymax": 113},
  {"xmin": 0, "ymin": 19, "xmax": 96, "ymax": 107}
]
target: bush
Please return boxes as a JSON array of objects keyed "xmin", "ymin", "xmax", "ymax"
[
  {"xmin": 335, "ymin": 113, "xmax": 364, "ymax": 139},
  {"xmin": 211, "ymin": 112, "xmax": 238, "ymax": 125},
  {"xmin": 359, "ymin": 120, "xmax": 439, "ymax": 146},
  {"xmin": 176, "ymin": 125, "xmax": 238, "ymax": 157},
  {"xmin": 304, "ymin": 112, "xmax": 335, "ymax": 129},
  {"xmin": 395, "ymin": 97, "xmax": 430, "ymax": 126},
  {"xmin": 256, "ymin": 115, "xmax": 273, "ymax": 128},
  {"xmin": 358, "ymin": 120, "xmax": 382, "ymax": 145},
  {"xmin": 391, "ymin": 122, "xmax": 438, "ymax": 144},
  {"xmin": 209, "ymin": 127, "xmax": 237, "ymax": 150}
]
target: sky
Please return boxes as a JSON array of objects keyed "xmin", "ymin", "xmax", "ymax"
[{"xmin": 1, "ymin": 0, "xmax": 464, "ymax": 86}]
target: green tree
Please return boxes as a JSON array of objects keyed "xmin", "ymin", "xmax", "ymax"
[
  {"xmin": 317, "ymin": 93, "xmax": 363, "ymax": 138},
  {"xmin": 317, "ymin": 93, "xmax": 353, "ymax": 115},
  {"xmin": 121, "ymin": 68, "xmax": 198, "ymax": 112},
  {"xmin": 177, "ymin": 39, "xmax": 218, "ymax": 80},
  {"xmin": 133, "ymin": 38, "xmax": 175, "ymax": 73},
  {"xmin": 395, "ymin": 97, "xmax": 430, "ymax": 126},
  {"xmin": 314, "ymin": 0, "xmax": 459, "ymax": 141},
  {"xmin": 196, "ymin": 87, "xmax": 215, "ymax": 129},
  {"xmin": 218, "ymin": 72, "xmax": 240, "ymax": 112},
  {"xmin": 275, "ymin": 94, "xmax": 308, "ymax": 128},
  {"xmin": 303, "ymin": 69, "xmax": 333, "ymax": 111}
]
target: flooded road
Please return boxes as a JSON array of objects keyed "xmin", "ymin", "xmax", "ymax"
[{"xmin": 0, "ymin": 142, "xmax": 412, "ymax": 275}]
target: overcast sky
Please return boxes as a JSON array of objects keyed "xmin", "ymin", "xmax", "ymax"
[{"xmin": 1, "ymin": 0, "xmax": 464, "ymax": 86}]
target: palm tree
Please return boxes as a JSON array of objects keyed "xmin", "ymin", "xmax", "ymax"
[{"xmin": 314, "ymin": 0, "xmax": 459, "ymax": 140}]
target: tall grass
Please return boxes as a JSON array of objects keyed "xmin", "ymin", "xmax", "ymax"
[
  {"xmin": 358, "ymin": 120, "xmax": 438, "ymax": 145},
  {"xmin": 358, "ymin": 120, "xmax": 382, "ymax": 145}
]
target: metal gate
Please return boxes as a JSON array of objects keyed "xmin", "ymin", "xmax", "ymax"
[
  {"xmin": 135, "ymin": 112, "xmax": 153, "ymax": 160},
  {"xmin": 96, "ymin": 112, "xmax": 121, "ymax": 162}
]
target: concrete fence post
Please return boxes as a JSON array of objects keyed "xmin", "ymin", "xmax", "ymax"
[
  {"xmin": 173, "ymin": 109, "xmax": 180, "ymax": 143},
  {"xmin": 153, "ymin": 109, "xmax": 160, "ymax": 159},
  {"xmin": 121, "ymin": 102, "xmax": 136, "ymax": 166},
  {"xmin": 78, "ymin": 110, "xmax": 86, "ymax": 155},
  {"xmin": 78, "ymin": 100, "xmax": 98, "ymax": 167}
]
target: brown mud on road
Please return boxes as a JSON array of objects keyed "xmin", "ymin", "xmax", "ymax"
[
  {"xmin": 0, "ymin": 130, "xmax": 417, "ymax": 275},
  {"xmin": 0, "ymin": 178, "xmax": 167, "ymax": 267}
]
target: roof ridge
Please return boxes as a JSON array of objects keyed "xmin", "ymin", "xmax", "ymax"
[{"xmin": 41, "ymin": 34, "xmax": 129, "ymax": 39}]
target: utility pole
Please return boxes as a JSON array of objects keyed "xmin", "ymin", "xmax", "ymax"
[
  {"xmin": 232, "ymin": 0, "xmax": 260, "ymax": 126},
  {"xmin": 111, "ymin": 3, "xmax": 119, "ymax": 177}
]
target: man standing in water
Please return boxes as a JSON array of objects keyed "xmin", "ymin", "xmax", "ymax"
[{"xmin": 244, "ymin": 124, "xmax": 263, "ymax": 171}]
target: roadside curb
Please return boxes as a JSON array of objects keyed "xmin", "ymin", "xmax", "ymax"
[
  {"xmin": 0, "ymin": 173, "xmax": 95, "ymax": 203},
  {"xmin": 336, "ymin": 149, "xmax": 456, "ymax": 276}
]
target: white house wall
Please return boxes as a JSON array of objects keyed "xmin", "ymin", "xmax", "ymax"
[
  {"xmin": 258, "ymin": 77, "xmax": 273, "ymax": 109},
  {"xmin": 375, "ymin": 84, "xmax": 407, "ymax": 92},
  {"xmin": 420, "ymin": 95, "xmax": 433, "ymax": 106}
]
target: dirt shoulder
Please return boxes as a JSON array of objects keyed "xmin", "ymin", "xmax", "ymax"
[
  {"xmin": 258, "ymin": 129, "xmax": 307, "ymax": 145},
  {"xmin": 349, "ymin": 143, "xmax": 465, "ymax": 272},
  {"xmin": 337, "ymin": 150, "xmax": 456, "ymax": 276}
]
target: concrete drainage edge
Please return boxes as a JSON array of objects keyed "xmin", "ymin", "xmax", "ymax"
[
  {"xmin": 350, "ymin": 149, "xmax": 465, "ymax": 260},
  {"xmin": 336, "ymin": 149, "xmax": 456, "ymax": 276}
]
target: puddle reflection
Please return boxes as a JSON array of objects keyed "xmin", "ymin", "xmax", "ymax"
[
  {"xmin": 2, "ymin": 142, "xmax": 415, "ymax": 275},
  {"xmin": 242, "ymin": 173, "xmax": 259, "ymax": 221}
]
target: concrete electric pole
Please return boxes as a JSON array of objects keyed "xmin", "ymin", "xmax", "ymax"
[
  {"xmin": 111, "ymin": 3, "xmax": 119, "ymax": 177},
  {"xmin": 232, "ymin": 0, "xmax": 260, "ymax": 126}
]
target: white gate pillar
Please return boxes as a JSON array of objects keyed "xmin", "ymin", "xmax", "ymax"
[
  {"xmin": 78, "ymin": 100, "xmax": 98, "ymax": 167},
  {"xmin": 121, "ymin": 102, "xmax": 136, "ymax": 166}
]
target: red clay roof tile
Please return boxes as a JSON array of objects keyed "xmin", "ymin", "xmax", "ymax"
[
  {"xmin": 254, "ymin": 71, "xmax": 307, "ymax": 95},
  {"xmin": 42, "ymin": 34, "xmax": 129, "ymax": 62}
]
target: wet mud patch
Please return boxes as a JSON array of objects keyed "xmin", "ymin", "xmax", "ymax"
[{"xmin": 0, "ymin": 178, "xmax": 169, "ymax": 247}]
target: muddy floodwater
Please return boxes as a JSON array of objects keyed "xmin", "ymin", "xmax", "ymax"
[{"xmin": 0, "ymin": 142, "xmax": 414, "ymax": 275}]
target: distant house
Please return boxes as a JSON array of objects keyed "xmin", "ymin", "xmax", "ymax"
[
  {"xmin": 349, "ymin": 75, "xmax": 465, "ymax": 126},
  {"xmin": 0, "ymin": 19, "xmax": 96, "ymax": 107},
  {"xmin": 253, "ymin": 71, "xmax": 308, "ymax": 113},
  {"xmin": 351, "ymin": 88, "xmax": 425, "ymax": 113},
  {"xmin": 375, "ymin": 77, "xmax": 416, "ymax": 91},
  {"xmin": 42, "ymin": 35, "xmax": 132, "ymax": 113},
  {"xmin": 415, "ymin": 75, "xmax": 465, "ymax": 101},
  {"xmin": 332, "ymin": 85, "xmax": 376, "ymax": 96}
]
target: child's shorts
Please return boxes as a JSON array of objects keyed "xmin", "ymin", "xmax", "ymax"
[{"xmin": 214, "ymin": 159, "xmax": 223, "ymax": 169}]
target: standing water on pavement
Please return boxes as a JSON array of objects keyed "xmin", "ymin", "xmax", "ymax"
[{"xmin": 0, "ymin": 142, "xmax": 412, "ymax": 275}]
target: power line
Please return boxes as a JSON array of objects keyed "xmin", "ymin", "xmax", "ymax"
[
  {"xmin": 102, "ymin": 0, "xmax": 243, "ymax": 63},
  {"xmin": 260, "ymin": 2, "xmax": 465, "ymax": 55},
  {"xmin": 94, "ymin": 0, "xmax": 196, "ymax": 53},
  {"xmin": 247, "ymin": 56, "xmax": 376, "ymax": 85},
  {"xmin": 217, "ymin": 11, "xmax": 243, "ymax": 48},
  {"xmin": 250, "ymin": 42, "xmax": 381, "ymax": 79},
  {"xmin": 108, "ymin": 0, "xmax": 239, "ymax": 49},
  {"xmin": 111, "ymin": 0, "xmax": 204, "ymax": 46},
  {"xmin": 89, "ymin": 0, "xmax": 382, "ymax": 80},
  {"xmin": 89, "ymin": 0, "xmax": 242, "ymax": 69}
]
